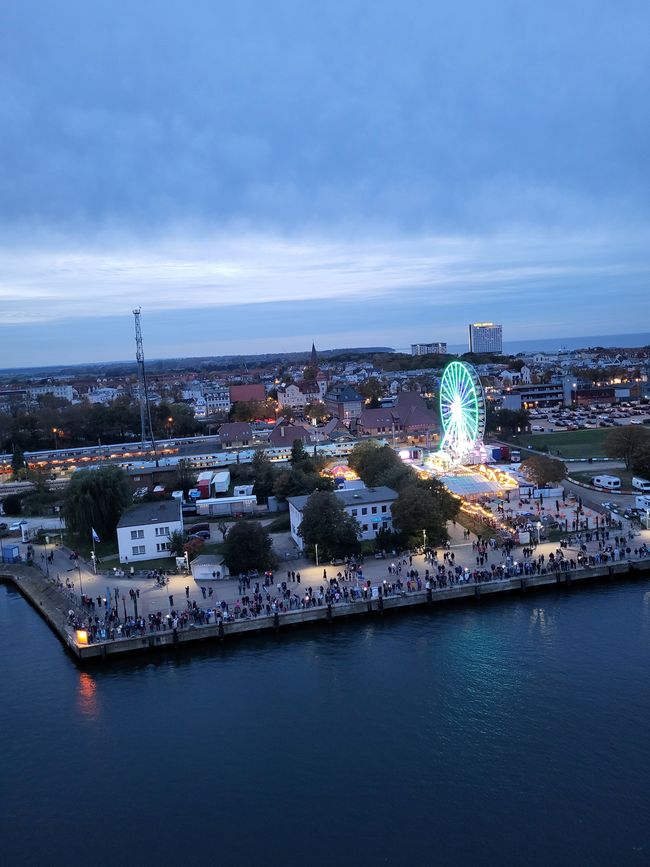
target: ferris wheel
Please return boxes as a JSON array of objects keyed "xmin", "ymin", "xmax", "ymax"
[{"xmin": 439, "ymin": 361, "xmax": 486, "ymax": 461}]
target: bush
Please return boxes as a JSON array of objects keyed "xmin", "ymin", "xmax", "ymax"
[
  {"xmin": 2, "ymin": 494, "xmax": 23, "ymax": 516},
  {"xmin": 266, "ymin": 513, "xmax": 290, "ymax": 533}
]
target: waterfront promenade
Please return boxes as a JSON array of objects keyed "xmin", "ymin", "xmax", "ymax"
[{"xmin": 3, "ymin": 521, "xmax": 650, "ymax": 662}]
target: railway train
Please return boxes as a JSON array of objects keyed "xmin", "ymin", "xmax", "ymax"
[{"xmin": 0, "ymin": 435, "xmax": 381, "ymax": 475}]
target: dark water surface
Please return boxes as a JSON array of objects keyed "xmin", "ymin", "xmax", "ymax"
[{"xmin": 2, "ymin": 581, "xmax": 650, "ymax": 866}]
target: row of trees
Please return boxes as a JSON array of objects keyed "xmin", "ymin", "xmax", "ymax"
[
  {"xmin": 296, "ymin": 440, "xmax": 459, "ymax": 559},
  {"xmin": 603, "ymin": 426, "xmax": 650, "ymax": 476},
  {"xmin": 0, "ymin": 396, "xmax": 201, "ymax": 453},
  {"xmin": 229, "ymin": 443, "xmax": 334, "ymax": 504}
]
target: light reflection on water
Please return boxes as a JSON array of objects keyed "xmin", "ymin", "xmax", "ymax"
[
  {"xmin": 77, "ymin": 671, "xmax": 100, "ymax": 719},
  {"xmin": 2, "ymin": 580, "xmax": 650, "ymax": 866}
]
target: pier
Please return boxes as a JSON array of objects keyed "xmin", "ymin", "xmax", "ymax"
[{"xmin": 3, "ymin": 556, "xmax": 650, "ymax": 663}]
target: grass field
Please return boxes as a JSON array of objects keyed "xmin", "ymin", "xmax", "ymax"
[
  {"xmin": 511, "ymin": 428, "xmax": 610, "ymax": 459},
  {"xmin": 569, "ymin": 469, "xmax": 635, "ymax": 490}
]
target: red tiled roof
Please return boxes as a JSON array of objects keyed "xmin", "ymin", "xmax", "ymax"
[{"xmin": 229, "ymin": 384, "xmax": 265, "ymax": 403}]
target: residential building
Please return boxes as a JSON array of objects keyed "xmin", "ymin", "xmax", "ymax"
[
  {"xmin": 468, "ymin": 323, "xmax": 503, "ymax": 354},
  {"xmin": 501, "ymin": 376, "xmax": 575, "ymax": 409},
  {"xmin": 268, "ymin": 422, "xmax": 313, "ymax": 446},
  {"xmin": 357, "ymin": 392, "xmax": 438, "ymax": 441},
  {"xmin": 28, "ymin": 384, "xmax": 76, "ymax": 402},
  {"xmin": 116, "ymin": 500, "xmax": 183, "ymax": 564},
  {"xmin": 323, "ymin": 384, "xmax": 363, "ymax": 426},
  {"xmin": 287, "ymin": 485, "xmax": 399, "ymax": 550},
  {"xmin": 411, "ymin": 342, "xmax": 447, "ymax": 355},
  {"xmin": 218, "ymin": 422, "xmax": 253, "ymax": 447},
  {"xmin": 204, "ymin": 386, "xmax": 232, "ymax": 414},
  {"xmin": 276, "ymin": 381, "xmax": 322, "ymax": 410}
]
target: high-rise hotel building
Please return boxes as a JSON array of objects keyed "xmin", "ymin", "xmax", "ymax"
[{"xmin": 468, "ymin": 323, "xmax": 503, "ymax": 354}]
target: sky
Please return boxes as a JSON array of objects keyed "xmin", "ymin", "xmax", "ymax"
[{"xmin": 1, "ymin": 0, "xmax": 649, "ymax": 366}]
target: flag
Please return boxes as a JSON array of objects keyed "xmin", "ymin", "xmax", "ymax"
[{"xmin": 91, "ymin": 528, "xmax": 100, "ymax": 543}]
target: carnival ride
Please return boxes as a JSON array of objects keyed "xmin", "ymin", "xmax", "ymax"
[{"xmin": 438, "ymin": 360, "xmax": 486, "ymax": 465}]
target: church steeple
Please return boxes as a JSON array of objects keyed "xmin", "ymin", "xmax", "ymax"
[{"xmin": 310, "ymin": 342, "xmax": 318, "ymax": 368}]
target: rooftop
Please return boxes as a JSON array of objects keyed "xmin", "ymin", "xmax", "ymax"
[
  {"xmin": 288, "ymin": 485, "xmax": 398, "ymax": 513},
  {"xmin": 117, "ymin": 500, "xmax": 182, "ymax": 529}
]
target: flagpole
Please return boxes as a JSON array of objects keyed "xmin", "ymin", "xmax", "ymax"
[{"xmin": 92, "ymin": 531, "xmax": 97, "ymax": 574}]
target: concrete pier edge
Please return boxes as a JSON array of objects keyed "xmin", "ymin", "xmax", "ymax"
[{"xmin": 2, "ymin": 558, "xmax": 650, "ymax": 664}]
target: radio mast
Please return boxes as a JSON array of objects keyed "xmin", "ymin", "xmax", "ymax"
[{"xmin": 133, "ymin": 307, "xmax": 157, "ymax": 461}]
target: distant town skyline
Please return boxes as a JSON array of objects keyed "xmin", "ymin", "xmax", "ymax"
[{"xmin": 1, "ymin": 0, "xmax": 650, "ymax": 365}]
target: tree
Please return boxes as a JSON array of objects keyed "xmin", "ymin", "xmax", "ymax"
[
  {"xmin": 172, "ymin": 459, "xmax": 197, "ymax": 498},
  {"xmin": 11, "ymin": 446, "xmax": 26, "ymax": 479},
  {"xmin": 375, "ymin": 462, "xmax": 416, "ymax": 492},
  {"xmin": 273, "ymin": 466, "xmax": 333, "ymax": 501},
  {"xmin": 183, "ymin": 537, "xmax": 205, "ymax": 562},
  {"xmin": 392, "ymin": 484, "xmax": 457, "ymax": 548},
  {"xmin": 520, "ymin": 455, "xmax": 567, "ymax": 488},
  {"xmin": 291, "ymin": 439, "xmax": 308, "ymax": 465},
  {"xmin": 222, "ymin": 521, "xmax": 276, "ymax": 574},
  {"xmin": 168, "ymin": 530, "xmax": 186, "ymax": 556},
  {"xmin": 358, "ymin": 377, "xmax": 384, "ymax": 407},
  {"xmin": 348, "ymin": 440, "xmax": 404, "ymax": 487},
  {"xmin": 486, "ymin": 406, "xmax": 530, "ymax": 435},
  {"xmin": 231, "ymin": 400, "xmax": 269, "ymax": 422},
  {"xmin": 604, "ymin": 426, "xmax": 650, "ymax": 470},
  {"xmin": 298, "ymin": 491, "xmax": 361, "ymax": 559},
  {"xmin": 251, "ymin": 451, "xmax": 277, "ymax": 503},
  {"xmin": 62, "ymin": 466, "xmax": 132, "ymax": 541},
  {"xmin": 631, "ymin": 443, "xmax": 650, "ymax": 480},
  {"xmin": 304, "ymin": 401, "xmax": 328, "ymax": 423},
  {"xmin": 2, "ymin": 493, "xmax": 23, "ymax": 516}
]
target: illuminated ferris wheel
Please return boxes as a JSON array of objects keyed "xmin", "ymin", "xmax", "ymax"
[{"xmin": 439, "ymin": 361, "xmax": 486, "ymax": 461}]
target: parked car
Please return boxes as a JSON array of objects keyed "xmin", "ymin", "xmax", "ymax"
[
  {"xmin": 188, "ymin": 530, "xmax": 211, "ymax": 541},
  {"xmin": 9, "ymin": 520, "xmax": 27, "ymax": 531}
]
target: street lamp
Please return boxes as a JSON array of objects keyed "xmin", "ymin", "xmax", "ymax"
[
  {"xmin": 67, "ymin": 562, "xmax": 84, "ymax": 597},
  {"xmin": 52, "ymin": 427, "xmax": 59, "ymax": 450},
  {"xmin": 422, "ymin": 528, "xmax": 427, "ymax": 551},
  {"xmin": 166, "ymin": 416, "xmax": 173, "ymax": 437}
]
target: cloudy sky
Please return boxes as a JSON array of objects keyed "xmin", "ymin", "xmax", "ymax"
[{"xmin": 1, "ymin": 0, "xmax": 649, "ymax": 365}]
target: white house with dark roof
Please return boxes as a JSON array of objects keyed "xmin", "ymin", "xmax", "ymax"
[
  {"xmin": 117, "ymin": 500, "xmax": 183, "ymax": 564},
  {"xmin": 287, "ymin": 485, "xmax": 398, "ymax": 550}
]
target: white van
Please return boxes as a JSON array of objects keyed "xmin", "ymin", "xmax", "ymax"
[
  {"xmin": 636, "ymin": 495, "xmax": 650, "ymax": 512},
  {"xmin": 591, "ymin": 475, "xmax": 621, "ymax": 490},
  {"xmin": 632, "ymin": 477, "xmax": 650, "ymax": 492}
]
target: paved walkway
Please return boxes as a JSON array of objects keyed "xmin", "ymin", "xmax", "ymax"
[{"xmin": 19, "ymin": 520, "xmax": 650, "ymax": 621}]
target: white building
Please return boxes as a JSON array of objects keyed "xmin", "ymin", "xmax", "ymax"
[
  {"xmin": 276, "ymin": 379, "xmax": 326, "ymax": 409},
  {"xmin": 411, "ymin": 342, "xmax": 447, "ymax": 355},
  {"xmin": 468, "ymin": 323, "xmax": 503, "ymax": 354},
  {"xmin": 117, "ymin": 500, "xmax": 183, "ymax": 565},
  {"xmin": 86, "ymin": 386, "xmax": 122, "ymax": 404},
  {"xmin": 287, "ymin": 486, "xmax": 399, "ymax": 551},
  {"xmin": 28, "ymin": 384, "xmax": 76, "ymax": 402}
]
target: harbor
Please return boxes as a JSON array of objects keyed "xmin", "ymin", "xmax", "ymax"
[{"xmin": 4, "ymin": 549, "xmax": 650, "ymax": 662}]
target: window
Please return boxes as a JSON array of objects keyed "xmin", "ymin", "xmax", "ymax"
[
  {"xmin": 361, "ymin": 507, "xmax": 367, "ymax": 516},
  {"xmin": 381, "ymin": 505, "xmax": 387, "ymax": 513},
  {"xmin": 362, "ymin": 524, "xmax": 369, "ymax": 532},
  {"xmin": 371, "ymin": 506, "xmax": 377, "ymax": 515},
  {"xmin": 156, "ymin": 542, "xmax": 171, "ymax": 552},
  {"xmin": 351, "ymin": 508, "xmax": 358, "ymax": 517},
  {"xmin": 130, "ymin": 529, "xmax": 144, "ymax": 540},
  {"xmin": 155, "ymin": 526, "xmax": 170, "ymax": 537},
  {"xmin": 131, "ymin": 545, "xmax": 146, "ymax": 555}
]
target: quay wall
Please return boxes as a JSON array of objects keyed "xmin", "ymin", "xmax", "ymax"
[{"xmin": 2, "ymin": 559, "xmax": 650, "ymax": 663}]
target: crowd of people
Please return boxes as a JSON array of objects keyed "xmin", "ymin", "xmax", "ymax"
[{"xmin": 58, "ymin": 517, "xmax": 650, "ymax": 644}]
